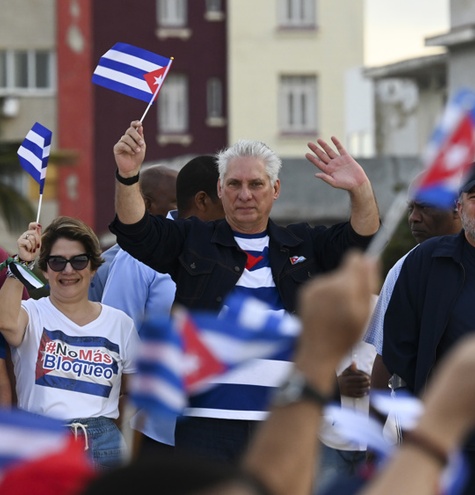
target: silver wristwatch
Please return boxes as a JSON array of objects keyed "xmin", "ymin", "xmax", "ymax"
[{"xmin": 272, "ymin": 368, "xmax": 331, "ymax": 408}]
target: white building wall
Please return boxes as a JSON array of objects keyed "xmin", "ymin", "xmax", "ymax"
[
  {"xmin": 345, "ymin": 66, "xmax": 375, "ymax": 157},
  {"xmin": 227, "ymin": 0, "xmax": 364, "ymax": 157}
]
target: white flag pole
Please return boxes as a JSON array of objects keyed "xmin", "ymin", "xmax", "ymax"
[
  {"xmin": 366, "ymin": 190, "xmax": 408, "ymax": 258},
  {"xmin": 36, "ymin": 193, "xmax": 43, "ymax": 224},
  {"xmin": 139, "ymin": 57, "xmax": 174, "ymax": 123}
]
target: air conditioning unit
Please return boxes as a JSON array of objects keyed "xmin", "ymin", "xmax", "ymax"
[{"xmin": 1, "ymin": 96, "xmax": 19, "ymax": 118}]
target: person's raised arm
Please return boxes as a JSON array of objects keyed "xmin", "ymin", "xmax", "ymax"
[
  {"xmin": 305, "ymin": 137, "xmax": 380, "ymax": 236},
  {"xmin": 242, "ymin": 251, "xmax": 378, "ymax": 495},
  {"xmin": 0, "ymin": 222, "xmax": 40, "ymax": 347},
  {"xmin": 114, "ymin": 120, "xmax": 147, "ymax": 225}
]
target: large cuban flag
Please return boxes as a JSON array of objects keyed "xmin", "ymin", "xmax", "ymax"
[
  {"xmin": 92, "ymin": 42, "xmax": 173, "ymax": 104},
  {"xmin": 411, "ymin": 88, "xmax": 475, "ymax": 208},
  {"xmin": 129, "ymin": 293, "xmax": 300, "ymax": 417},
  {"xmin": 17, "ymin": 122, "xmax": 52, "ymax": 195}
]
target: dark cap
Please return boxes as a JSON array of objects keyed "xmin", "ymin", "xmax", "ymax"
[{"xmin": 459, "ymin": 162, "xmax": 475, "ymax": 193}]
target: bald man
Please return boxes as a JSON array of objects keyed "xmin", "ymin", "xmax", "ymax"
[{"xmin": 89, "ymin": 165, "xmax": 177, "ymax": 302}]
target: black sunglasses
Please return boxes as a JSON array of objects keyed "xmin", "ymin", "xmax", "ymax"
[{"xmin": 46, "ymin": 254, "xmax": 90, "ymax": 272}]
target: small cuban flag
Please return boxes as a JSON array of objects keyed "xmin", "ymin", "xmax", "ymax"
[
  {"xmin": 17, "ymin": 122, "xmax": 52, "ymax": 195},
  {"xmin": 411, "ymin": 88, "xmax": 475, "ymax": 208},
  {"xmin": 92, "ymin": 42, "xmax": 173, "ymax": 105}
]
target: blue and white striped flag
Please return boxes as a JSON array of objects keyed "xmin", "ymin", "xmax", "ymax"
[
  {"xmin": 17, "ymin": 122, "xmax": 52, "ymax": 195},
  {"xmin": 129, "ymin": 294, "xmax": 300, "ymax": 417},
  {"xmin": 92, "ymin": 42, "xmax": 173, "ymax": 104}
]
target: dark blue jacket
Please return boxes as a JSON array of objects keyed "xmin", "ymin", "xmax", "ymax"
[
  {"xmin": 110, "ymin": 213, "xmax": 373, "ymax": 313},
  {"xmin": 383, "ymin": 231, "xmax": 466, "ymax": 395}
]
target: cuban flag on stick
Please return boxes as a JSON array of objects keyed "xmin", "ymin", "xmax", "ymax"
[
  {"xmin": 367, "ymin": 88, "xmax": 475, "ymax": 257},
  {"xmin": 411, "ymin": 88, "xmax": 475, "ymax": 208},
  {"xmin": 129, "ymin": 293, "xmax": 299, "ymax": 417},
  {"xmin": 92, "ymin": 42, "xmax": 173, "ymax": 122},
  {"xmin": 17, "ymin": 122, "xmax": 52, "ymax": 224}
]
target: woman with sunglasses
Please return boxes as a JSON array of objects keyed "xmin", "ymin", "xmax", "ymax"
[{"xmin": 0, "ymin": 216, "xmax": 140, "ymax": 471}]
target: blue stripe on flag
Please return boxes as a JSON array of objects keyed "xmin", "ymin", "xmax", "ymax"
[
  {"xmin": 187, "ymin": 383, "xmax": 276, "ymax": 412},
  {"xmin": 92, "ymin": 74, "xmax": 152, "ymax": 103},
  {"xmin": 17, "ymin": 122, "xmax": 52, "ymax": 194},
  {"xmin": 108, "ymin": 42, "xmax": 171, "ymax": 67}
]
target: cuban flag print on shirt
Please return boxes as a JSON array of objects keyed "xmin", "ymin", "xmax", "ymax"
[
  {"xmin": 36, "ymin": 329, "xmax": 119, "ymax": 398},
  {"xmin": 232, "ymin": 231, "xmax": 284, "ymax": 311},
  {"xmin": 92, "ymin": 42, "xmax": 173, "ymax": 103}
]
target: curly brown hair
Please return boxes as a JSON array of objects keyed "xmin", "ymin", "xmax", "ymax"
[{"xmin": 37, "ymin": 216, "xmax": 104, "ymax": 272}]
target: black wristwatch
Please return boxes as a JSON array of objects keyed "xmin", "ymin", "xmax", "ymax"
[{"xmin": 272, "ymin": 368, "xmax": 331, "ymax": 408}]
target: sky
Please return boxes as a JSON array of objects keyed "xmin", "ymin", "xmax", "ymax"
[{"xmin": 364, "ymin": 0, "xmax": 449, "ymax": 66}]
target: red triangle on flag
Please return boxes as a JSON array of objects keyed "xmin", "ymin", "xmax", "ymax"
[
  {"xmin": 143, "ymin": 67, "xmax": 168, "ymax": 101},
  {"xmin": 179, "ymin": 313, "xmax": 226, "ymax": 390},
  {"xmin": 422, "ymin": 114, "xmax": 475, "ymax": 187}
]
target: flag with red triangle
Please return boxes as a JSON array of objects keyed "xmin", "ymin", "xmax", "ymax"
[{"xmin": 129, "ymin": 293, "xmax": 300, "ymax": 417}]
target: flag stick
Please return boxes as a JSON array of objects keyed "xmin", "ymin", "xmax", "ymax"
[
  {"xmin": 139, "ymin": 57, "xmax": 174, "ymax": 123},
  {"xmin": 36, "ymin": 193, "xmax": 43, "ymax": 224},
  {"xmin": 366, "ymin": 190, "xmax": 408, "ymax": 259}
]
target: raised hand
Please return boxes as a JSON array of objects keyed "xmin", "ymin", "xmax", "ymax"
[
  {"xmin": 114, "ymin": 120, "xmax": 146, "ymax": 177},
  {"xmin": 17, "ymin": 222, "xmax": 41, "ymax": 262},
  {"xmin": 305, "ymin": 136, "xmax": 370, "ymax": 192}
]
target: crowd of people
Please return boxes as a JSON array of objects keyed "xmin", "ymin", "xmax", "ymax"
[{"xmin": 0, "ymin": 118, "xmax": 474, "ymax": 495}]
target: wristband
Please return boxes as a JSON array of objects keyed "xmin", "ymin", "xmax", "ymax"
[
  {"xmin": 6, "ymin": 266, "xmax": 18, "ymax": 280},
  {"xmin": 115, "ymin": 168, "xmax": 140, "ymax": 185},
  {"xmin": 403, "ymin": 429, "xmax": 448, "ymax": 466},
  {"xmin": 11, "ymin": 255, "xmax": 36, "ymax": 271},
  {"xmin": 272, "ymin": 368, "xmax": 332, "ymax": 408}
]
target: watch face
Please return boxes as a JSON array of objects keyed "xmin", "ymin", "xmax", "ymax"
[{"xmin": 273, "ymin": 370, "xmax": 305, "ymax": 406}]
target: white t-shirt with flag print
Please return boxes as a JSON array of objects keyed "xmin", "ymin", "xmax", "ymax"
[{"xmin": 13, "ymin": 297, "xmax": 140, "ymax": 421}]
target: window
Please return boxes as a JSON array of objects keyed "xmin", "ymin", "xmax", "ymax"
[
  {"xmin": 205, "ymin": 0, "xmax": 224, "ymax": 21},
  {"xmin": 159, "ymin": 74, "xmax": 188, "ymax": 133},
  {"xmin": 0, "ymin": 49, "xmax": 55, "ymax": 94},
  {"xmin": 278, "ymin": 0, "xmax": 316, "ymax": 28},
  {"xmin": 206, "ymin": 0, "xmax": 222, "ymax": 13},
  {"xmin": 279, "ymin": 75, "xmax": 317, "ymax": 134},
  {"xmin": 207, "ymin": 78, "xmax": 223, "ymax": 119},
  {"xmin": 157, "ymin": 0, "xmax": 187, "ymax": 27}
]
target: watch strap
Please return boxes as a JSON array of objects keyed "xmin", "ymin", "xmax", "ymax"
[{"xmin": 301, "ymin": 380, "xmax": 331, "ymax": 407}]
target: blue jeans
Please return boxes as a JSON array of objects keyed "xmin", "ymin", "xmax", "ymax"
[
  {"xmin": 174, "ymin": 417, "xmax": 258, "ymax": 462},
  {"xmin": 314, "ymin": 442, "xmax": 367, "ymax": 495},
  {"xmin": 67, "ymin": 416, "xmax": 127, "ymax": 471}
]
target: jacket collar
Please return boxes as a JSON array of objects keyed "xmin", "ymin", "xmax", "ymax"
[{"xmin": 432, "ymin": 230, "xmax": 466, "ymax": 262}]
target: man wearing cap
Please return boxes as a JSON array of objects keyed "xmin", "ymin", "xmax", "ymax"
[{"xmin": 382, "ymin": 163, "xmax": 475, "ymax": 495}]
